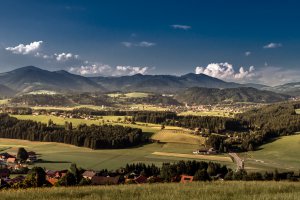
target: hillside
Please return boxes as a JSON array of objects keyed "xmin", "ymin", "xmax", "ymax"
[
  {"xmin": 90, "ymin": 73, "xmax": 250, "ymax": 93},
  {"xmin": 0, "ymin": 182, "xmax": 298, "ymax": 200},
  {"xmin": 0, "ymin": 66, "xmax": 105, "ymax": 93},
  {"xmin": 175, "ymin": 87, "xmax": 290, "ymax": 105},
  {"xmin": 268, "ymin": 82, "xmax": 300, "ymax": 96},
  {"xmin": 0, "ymin": 84, "xmax": 16, "ymax": 97}
]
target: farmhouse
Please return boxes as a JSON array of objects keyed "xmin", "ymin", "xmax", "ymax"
[
  {"xmin": 46, "ymin": 170, "xmax": 68, "ymax": 185},
  {"xmin": 180, "ymin": 175, "xmax": 194, "ymax": 183},
  {"xmin": 82, "ymin": 170, "xmax": 97, "ymax": 180}
]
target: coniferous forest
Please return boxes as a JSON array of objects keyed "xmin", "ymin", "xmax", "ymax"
[{"xmin": 0, "ymin": 114, "xmax": 143, "ymax": 149}]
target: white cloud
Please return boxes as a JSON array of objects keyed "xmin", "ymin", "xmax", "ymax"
[
  {"xmin": 69, "ymin": 64, "xmax": 150, "ymax": 76},
  {"xmin": 121, "ymin": 42, "xmax": 133, "ymax": 48},
  {"xmin": 263, "ymin": 42, "xmax": 282, "ymax": 49},
  {"xmin": 114, "ymin": 66, "xmax": 149, "ymax": 76},
  {"xmin": 195, "ymin": 62, "xmax": 256, "ymax": 81},
  {"xmin": 6, "ymin": 41, "xmax": 43, "ymax": 55},
  {"xmin": 137, "ymin": 41, "xmax": 156, "ymax": 47},
  {"xmin": 55, "ymin": 52, "xmax": 79, "ymax": 61},
  {"xmin": 245, "ymin": 51, "xmax": 251, "ymax": 56},
  {"xmin": 254, "ymin": 67, "xmax": 300, "ymax": 86},
  {"xmin": 171, "ymin": 24, "xmax": 191, "ymax": 30},
  {"xmin": 69, "ymin": 64, "xmax": 112, "ymax": 75},
  {"xmin": 121, "ymin": 41, "xmax": 156, "ymax": 48}
]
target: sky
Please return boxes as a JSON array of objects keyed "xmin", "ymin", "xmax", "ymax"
[{"xmin": 0, "ymin": 0, "xmax": 300, "ymax": 86}]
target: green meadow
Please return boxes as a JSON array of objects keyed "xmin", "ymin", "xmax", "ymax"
[{"xmin": 0, "ymin": 181, "xmax": 299, "ymax": 200}]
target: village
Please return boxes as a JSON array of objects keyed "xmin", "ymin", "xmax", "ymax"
[{"xmin": 0, "ymin": 147, "xmax": 213, "ymax": 189}]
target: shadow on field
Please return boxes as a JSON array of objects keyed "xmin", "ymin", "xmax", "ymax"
[{"xmin": 35, "ymin": 159, "xmax": 71, "ymax": 164}]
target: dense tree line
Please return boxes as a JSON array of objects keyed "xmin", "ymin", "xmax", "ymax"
[
  {"xmin": 0, "ymin": 114, "xmax": 143, "ymax": 149},
  {"xmin": 4, "ymin": 160, "xmax": 299, "ymax": 190},
  {"xmin": 133, "ymin": 112, "xmax": 246, "ymax": 132}
]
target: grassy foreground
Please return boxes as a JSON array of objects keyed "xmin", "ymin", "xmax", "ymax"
[{"xmin": 1, "ymin": 182, "xmax": 299, "ymax": 200}]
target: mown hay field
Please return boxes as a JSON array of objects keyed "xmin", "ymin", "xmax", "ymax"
[{"xmin": 0, "ymin": 181, "xmax": 299, "ymax": 200}]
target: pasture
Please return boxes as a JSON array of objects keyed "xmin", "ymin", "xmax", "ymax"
[
  {"xmin": 178, "ymin": 110, "xmax": 235, "ymax": 117},
  {"xmin": 240, "ymin": 134, "xmax": 300, "ymax": 172},
  {"xmin": 107, "ymin": 92, "xmax": 150, "ymax": 98},
  {"xmin": 0, "ymin": 139, "xmax": 232, "ymax": 170},
  {"xmin": 151, "ymin": 129, "xmax": 205, "ymax": 145},
  {"xmin": 0, "ymin": 181, "xmax": 299, "ymax": 200},
  {"xmin": 0, "ymin": 99, "xmax": 10, "ymax": 105}
]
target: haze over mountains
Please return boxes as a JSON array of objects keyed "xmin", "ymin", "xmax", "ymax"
[{"xmin": 0, "ymin": 66, "xmax": 297, "ymax": 99}]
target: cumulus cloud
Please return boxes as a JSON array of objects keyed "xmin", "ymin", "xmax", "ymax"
[
  {"xmin": 171, "ymin": 24, "xmax": 191, "ymax": 30},
  {"xmin": 263, "ymin": 42, "xmax": 282, "ymax": 49},
  {"xmin": 55, "ymin": 52, "xmax": 79, "ymax": 61},
  {"xmin": 195, "ymin": 62, "xmax": 256, "ymax": 81},
  {"xmin": 114, "ymin": 66, "xmax": 149, "ymax": 76},
  {"xmin": 121, "ymin": 41, "xmax": 156, "ymax": 48},
  {"xmin": 6, "ymin": 41, "xmax": 43, "ymax": 55},
  {"xmin": 245, "ymin": 51, "xmax": 251, "ymax": 56},
  {"xmin": 69, "ymin": 64, "xmax": 150, "ymax": 76},
  {"xmin": 69, "ymin": 64, "xmax": 112, "ymax": 75},
  {"xmin": 254, "ymin": 67, "xmax": 300, "ymax": 86}
]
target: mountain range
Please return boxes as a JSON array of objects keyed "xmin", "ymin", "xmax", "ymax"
[{"xmin": 0, "ymin": 66, "xmax": 298, "ymax": 97}]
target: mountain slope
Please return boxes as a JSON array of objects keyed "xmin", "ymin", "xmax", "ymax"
[
  {"xmin": 175, "ymin": 87, "xmax": 291, "ymax": 105},
  {"xmin": 0, "ymin": 66, "xmax": 105, "ymax": 93},
  {"xmin": 0, "ymin": 84, "xmax": 16, "ymax": 97},
  {"xmin": 90, "ymin": 73, "xmax": 253, "ymax": 93},
  {"xmin": 267, "ymin": 82, "xmax": 300, "ymax": 96}
]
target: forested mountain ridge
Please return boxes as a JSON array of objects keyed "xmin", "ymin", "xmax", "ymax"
[{"xmin": 175, "ymin": 87, "xmax": 291, "ymax": 105}]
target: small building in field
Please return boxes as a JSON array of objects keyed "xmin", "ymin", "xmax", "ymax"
[
  {"xmin": 134, "ymin": 175, "xmax": 148, "ymax": 184},
  {"xmin": 82, "ymin": 170, "xmax": 97, "ymax": 180},
  {"xmin": 6, "ymin": 157, "xmax": 16, "ymax": 164},
  {"xmin": 180, "ymin": 175, "xmax": 194, "ymax": 183}
]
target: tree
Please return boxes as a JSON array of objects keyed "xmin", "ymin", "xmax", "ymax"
[
  {"xmin": 27, "ymin": 167, "xmax": 46, "ymax": 187},
  {"xmin": 193, "ymin": 169, "xmax": 210, "ymax": 181},
  {"xmin": 69, "ymin": 163, "xmax": 81, "ymax": 184},
  {"xmin": 17, "ymin": 147, "xmax": 28, "ymax": 162},
  {"xmin": 56, "ymin": 172, "xmax": 77, "ymax": 186}
]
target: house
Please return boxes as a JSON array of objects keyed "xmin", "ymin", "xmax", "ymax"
[
  {"xmin": 193, "ymin": 148, "xmax": 218, "ymax": 155},
  {"xmin": 6, "ymin": 157, "xmax": 16, "ymax": 164},
  {"xmin": 0, "ymin": 152, "xmax": 15, "ymax": 161},
  {"xmin": 134, "ymin": 175, "xmax": 147, "ymax": 184},
  {"xmin": 91, "ymin": 176, "xmax": 120, "ymax": 185},
  {"xmin": 46, "ymin": 170, "xmax": 68, "ymax": 185},
  {"xmin": 82, "ymin": 170, "xmax": 97, "ymax": 180},
  {"xmin": 180, "ymin": 175, "xmax": 194, "ymax": 183},
  {"xmin": 0, "ymin": 168, "xmax": 10, "ymax": 178}
]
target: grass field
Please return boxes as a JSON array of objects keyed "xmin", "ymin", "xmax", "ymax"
[
  {"xmin": 178, "ymin": 110, "xmax": 236, "ymax": 117},
  {"xmin": 0, "ymin": 181, "xmax": 299, "ymax": 200},
  {"xmin": 0, "ymin": 99, "xmax": 10, "ymax": 105},
  {"xmin": 107, "ymin": 92, "xmax": 150, "ymax": 98},
  {"xmin": 0, "ymin": 139, "xmax": 232, "ymax": 170},
  {"xmin": 151, "ymin": 129, "xmax": 205, "ymax": 145},
  {"xmin": 240, "ymin": 134, "xmax": 300, "ymax": 172}
]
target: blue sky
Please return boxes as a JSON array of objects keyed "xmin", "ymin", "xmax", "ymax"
[{"xmin": 0, "ymin": 0, "xmax": 300, "ymax": 85}]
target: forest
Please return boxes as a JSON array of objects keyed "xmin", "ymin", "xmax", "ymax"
[
  {"xmin": 133, "ymin": 102, "xmax": 300, "ymax": 151},
  {"xmin": 0, "ymin": 114, "xmax": 143, "ymax": 149}
]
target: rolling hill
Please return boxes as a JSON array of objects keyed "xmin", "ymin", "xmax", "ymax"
[
  {"xmin": 0, "ymin": 84, "xmax": 16, "ymax": 97},
  {"xmin": 90, "ymin": 73, "xmax": 263, "ymax": 93},
  {"xmin": 267, "ymin": 82, "xmax": 300, "ymax": 96},
  {"xmin": 0, "ymin": 66, "xmax": 105, "ymax": 93},
  {"xmin": 175, "ymin": 87, "xmax": 291, "ymax": 105}
]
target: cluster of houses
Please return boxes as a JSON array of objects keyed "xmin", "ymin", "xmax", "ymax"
[{"xmin": 0, "ymin": 151, "xmax": 38, "ymax": 188}]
